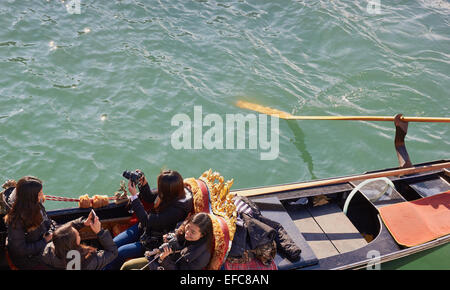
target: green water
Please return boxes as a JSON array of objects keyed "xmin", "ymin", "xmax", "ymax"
[
  {"xmin": 1, "ymin": 0, "xmax": 449, "ymax": 212},
  {"xmin": 381, "ymin": 243, "xmax": 450, "ymax": 270}
]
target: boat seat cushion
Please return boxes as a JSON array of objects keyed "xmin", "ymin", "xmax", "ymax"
[
  {"xmin": 252, "ymin": 196, "xmax": 318, "ymax": 270},
  {"xmin": 223, "ymin": 257, "xmax": 278, "ymax": 270},
  {"xmin": 379, "ymin": 191, "xmax": 450, "ymax": 247}
]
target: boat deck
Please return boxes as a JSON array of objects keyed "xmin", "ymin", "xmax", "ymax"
[{"xmin": 287, "ymin": 203, "xmax": 367, "ymax": 259}]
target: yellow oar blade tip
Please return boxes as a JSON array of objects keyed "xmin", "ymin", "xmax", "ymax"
[
  {"xmin": 235, "ymin": 100, "xmax": 247, "ymax": 108},
  {"xmin": 235, "ymin": 100, "xmax": 294, "ymax": 119}
]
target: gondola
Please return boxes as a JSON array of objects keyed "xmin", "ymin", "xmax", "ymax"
[
  {"xmin": 1, "ymin": 159, "xmax": 448, "ymax": 270},
  {"xmin": 1, "ymin": 106, "xmax": 449, "ymax": 270},
  {"xmin": 235, "ymin": 159, "xmax": 450, "ymax": 270}
]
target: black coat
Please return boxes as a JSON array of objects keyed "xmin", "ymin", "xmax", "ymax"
[
  {"xmin": 229, "ymin": 196, "xmax": 301, "ymax": 262},
  {"xmin": 132, "ymin": 184, "xmax": 193, "ymax": 250},
  {"xmin": 5, "ymin": 201, "xmax": 56, "ymax": 270},
  {"xmin": 41, "ymin": 218, "xmax": 118, "ymax": 270},
  {"xmin": 151, "ymin": 234, "xmax": 211, "ymax": 270}
]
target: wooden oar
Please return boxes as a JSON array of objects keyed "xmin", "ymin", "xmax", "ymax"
[
  {"xmin": 236, "ymin": 100, "xmax": 450, "ymax": 123},
  {"xmin": 233, "ymin": 161, "xmax": 450, "ymax": 197}
]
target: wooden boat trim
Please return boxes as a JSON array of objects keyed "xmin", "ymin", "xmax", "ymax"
[{"xmin": 234, "ymin": 161, "xmax": 450, "ymax": 197}]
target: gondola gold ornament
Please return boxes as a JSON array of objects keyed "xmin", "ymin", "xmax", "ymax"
[{"xmin": 183, "ymin": 169, "xmax": 237, "ymax": 270}]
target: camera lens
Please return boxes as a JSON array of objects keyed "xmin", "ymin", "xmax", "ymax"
[
  {"xmin": 123, "ymin": 170, "xmax": 142, "ymax": 185},
  {"xmin": 122, "ymin": 171, "xmax": 131, "ymax": 179}
]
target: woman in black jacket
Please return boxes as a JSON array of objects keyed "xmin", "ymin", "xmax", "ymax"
[
  {"xmin": 121, "ymin": 212, "xmax": 213, "ymax": 270},
  {"xmin": 105, "ymin": 169, "xmax": 193, "ymax": 270},
  {"xmin": 3, "ymin": 176, "xmax": 56, "ymax": 270},
  {"xmin": 41, "ymin": 211, "xmax": 118, "ymax": 270}
]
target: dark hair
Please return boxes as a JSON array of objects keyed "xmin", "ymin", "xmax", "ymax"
[
  {"xmin": 4, "ymin": 176, "xmax": 43, "ymax": 230},
  {"xmin": 177, "ymin": 212, "xmax": 213, "ymax": 252},
  {"xmin": 154, "ymin": 170, "xmax": 185, "ymax": 213},
  {"xmin": 52, "ymin": 223, "xmax": 96, "ymax": 265}
]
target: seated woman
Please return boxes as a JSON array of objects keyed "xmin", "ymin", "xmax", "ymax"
[
  {"xmin": 41, "ymin": 211, "xmax": 118, "ymax": 270},
  {"xmin": 3, "ymin": 176, "xmax": 56, "ymax": 270},
  {"xmin": 121, "ymin": 212, "xmax": 213, "ymax": 270},
  {"xmin": 105, "ymin": 169, "xmax": 193, "ymax": 270}
]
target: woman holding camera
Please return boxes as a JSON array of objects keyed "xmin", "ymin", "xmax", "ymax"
[
  {"xmin": 41, "ymin": 211, "xmax": 118, "ymax": 270},
  {"xmin": 121, "ymin": 212, "xmax": 213, "ymax": 270},
  {"xmin": 105, "ymin": 169, "xmax": 193, "ymax": 270},
  {"xmin": 3, "ymin": 176, "xmax": 56, "ymax": 270}
]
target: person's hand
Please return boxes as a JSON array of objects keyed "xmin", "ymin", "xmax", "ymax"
[
  {"xmin": 154, "ymin": 195, "xmax": 161, "ymax": 207},
  {"xmin": 84, "ymin": 211, "xmax": 94, "ymax": 227},
  {"xmin": 90, "ymin": 216, "xmax": 102, "ymax": 234},
  {"xmin": 128, "ymin": 180, "xmax": 137, "ymax": 196},
  {"xmin": 159, "ymin": 246, "xmax": 173, "ymax": 261},
  {"xmin": 135, "ymin": 169, "xmax": 147, "ymax": 186},
  {"xmin": 2, "ymin": 179, "xmax": 16, "ymax": 189},
  {"xmin": 44, "ymin": 233, "xmax": 53, "ymax": 242},
  {"xmin": 38, "ymin": 190, "xmax": 45, "ymax": 204}
]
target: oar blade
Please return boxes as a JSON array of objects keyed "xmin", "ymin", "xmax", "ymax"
[{"xmin": 235, "ymin": 100, "xmax": 293, "ymax": 119}]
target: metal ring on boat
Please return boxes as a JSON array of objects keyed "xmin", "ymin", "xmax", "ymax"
[{"xmin": 343, "ymin": 177, "xmax": 396, "ymax": 215}]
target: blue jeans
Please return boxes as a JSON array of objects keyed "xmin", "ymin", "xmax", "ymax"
[{"xmin": 104, "ymin": 223, "xmax": 146, "ymax": 270}]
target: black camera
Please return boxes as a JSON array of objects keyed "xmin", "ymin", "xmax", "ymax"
[
  {"xmin": 158, "ymin": 233, "xmax": 182, "ymax": 253},
  {"xmin": 122, "ymin": 170, "xmax": 143, "ymax": 185}
]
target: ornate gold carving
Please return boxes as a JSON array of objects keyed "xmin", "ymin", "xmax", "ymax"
[
  {"xmin": 198, "ymin": 169, "xmax": 237, "ymax": 241},
  {"xmin": 184, "ymin": 177, "xmax": 205, "ymax": 213},
  {"xmin": 184, "ymin": 169, "xmax": 238, "ymax": 269},
  {"xmin": 209, "ymin": 214, "xmax": 226, "ymax": 270}
]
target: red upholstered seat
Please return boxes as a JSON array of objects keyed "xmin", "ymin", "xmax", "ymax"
[
  {"xmin": 224, "ymin": 258, "xmax": 277, "ymax": 270},
  {"xmin": 379, "ymin": 191, "xmax": 450, "ymax": 247}
]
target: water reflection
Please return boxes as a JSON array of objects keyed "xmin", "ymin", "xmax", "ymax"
[{"xmin": 286, "ymin": 120, "xmax": 317, "ymax": 180}]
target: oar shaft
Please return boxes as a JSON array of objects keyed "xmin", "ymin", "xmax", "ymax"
[
  {"xmin": 287, "ymin": 116, "xmax": 450, "ymax": 122},
  {"xmin": 236, "ymin": 101, "xmax": 450, "ymax": 123},
  {"xmin": 401, "ymin": 117, "xmax": 450, "ymax": 123},
  {"xmin": 287, "ymin": 116, "xmax": 395, "ymax": 121}
]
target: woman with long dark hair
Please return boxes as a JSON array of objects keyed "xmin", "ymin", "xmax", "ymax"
[
  {"xmin": 4, "ymin": 176, "xmax": 55, "ymax": 269},
  {"xmin": 121, "ymin": 212, "xmax": 213, "ymax": 270},
  {"xmin": 41, "ymin": 212, "xmax": 117, "ymax": 270},
  {"xmin": 105, "ymin": 169, "xmax": 193, "ymax": 270}
]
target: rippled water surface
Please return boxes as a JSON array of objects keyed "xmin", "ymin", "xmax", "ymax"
[{"xmin": 0, "ymin": 0, "xmax": 449, "ymax": 209}]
